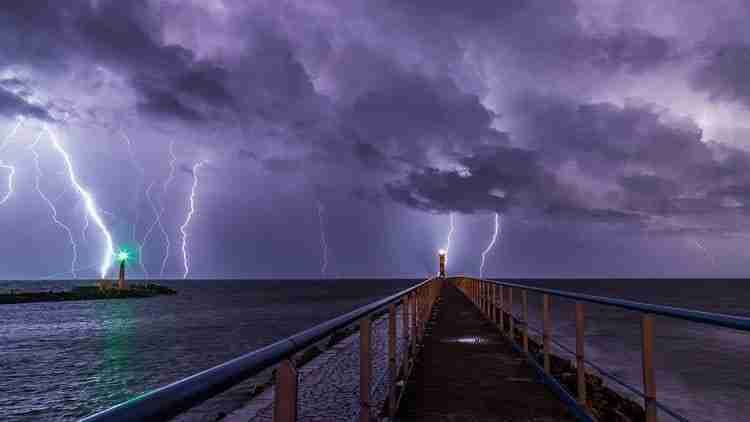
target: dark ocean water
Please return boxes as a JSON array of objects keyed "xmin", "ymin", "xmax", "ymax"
[
  {"xmin": 0, "ymin": 278, "xmax": 748, "ymax": 422},
  {"xmin": 0, "ymin": 278, "xmax": 417, "ymax": 422},
  {"xmin": 510, "ymin": 279, "xmax": 750, "ymax": 422}
]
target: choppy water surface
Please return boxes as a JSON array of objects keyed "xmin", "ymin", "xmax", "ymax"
[
  {"xmin": 0, "ymin": 279, "xmax": 416, "ymax": 421},
  {"xmin": 513, "ymin": 279, "xmax": 750, "ymax": 422},
  {"xmin": 1, "ymin": 278, "xmax": 749, "ymax": 421}
]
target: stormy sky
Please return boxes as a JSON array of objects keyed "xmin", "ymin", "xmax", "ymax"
[{"xmin": 3, "ymin": 0, "xmax": 750, "ymax": 279}]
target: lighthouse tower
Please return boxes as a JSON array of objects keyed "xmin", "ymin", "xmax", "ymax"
[
  {"xmin": 438, "ymin": 249, "xmax": 447, "ymax": 278},
  {"xmin": 118, "ymin": 259, "xmax": 127, "ymax": 290}
]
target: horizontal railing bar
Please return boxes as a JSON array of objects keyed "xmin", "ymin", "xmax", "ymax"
[
  {"xmin": 525, "ymin": 323, "xmax": 689, "ymax": 422},
  {"xmin": 482, "ymin": 278, "xmax": 750, "ymax": 332},
  {"xmin": 79, "ymin": 278, "xmax": 434, "ymax": 422}
]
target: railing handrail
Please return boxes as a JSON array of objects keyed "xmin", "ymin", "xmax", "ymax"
[
  {"xmin": 480, "ymin": 278, "xmax": 750, "ymax": 332},
  {"xmin": 79, "ymin": 278, "xmax": 434, "ymax": 422}
]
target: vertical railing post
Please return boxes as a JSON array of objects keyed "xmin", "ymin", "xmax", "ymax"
[
  {"xmin": 543, "ymin": 294, "xmax": 551, "ymax": 374},
  {"xmin": 478, "ymin": 281, "xmax": 481, "ymax": 310},
  {"xmin": 417, "ymin": 288, "xmax": 422, "ymax": 341},
  {"xmin": 402, "ymin": 296, "xmax": 408, "ymax": 344},
  {"xmin": 642, "ymin": 314, "xmax": 658, "ymax": 422},
  {"xmin": 484, "ymin": 282, "xmax": 492, "ymax": 319},
  {"xmin": 499, "ymin": 285, "xmax": 505, "ymax": 332},
  {"xmin": 508, "ymin": 287, "xmax": 514, "ymax": 340},
  {"xmin": 491, "ymin": 284, "xmax": 496, "ymax": 323},
  {"xmin": 411, "ymin": 292, "xmax": 417, "ymax": 353},
  {"xmin": 273, "ymin": 359, "xmax": 298, "ymax": 422},
  {"xmin": 360, "ymin": 317, "xmax": 372, "ymax": 422},
  {"xmin": 575, "ymin": 302, "xmax": 586, "ymax": 407},
  {"xmin": 481, "ymin": 282, "xmax": 485, "ymax": 314},
  {"xmin": 522, "ymin": 290, "xmax": 528, "ymax": 353},
  {"xmin": 388, "ymin": 304, "xmax": 397, "ymax": 418},
  {"xmin": 482, "ymin": 282, "xmax": 486, "ymax": 315}
]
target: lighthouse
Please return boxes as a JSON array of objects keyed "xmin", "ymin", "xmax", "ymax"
[
  {"xmin": 117, "ymin": 260, "xmax": 127, "ymax": 289},
  {"xmin": 116, "ymin": 250, "xmax": 129, "ymax": 290},
  {"xmin": 438, "ymin": 249, "xmax": 446, "ymax": 278}
]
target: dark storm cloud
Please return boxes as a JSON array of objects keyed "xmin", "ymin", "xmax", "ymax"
[
  {"xmin": 0, "ymin": 0, "xmax": 236, "ymax": 122},
  {"xmin": 262, "ymin": 157, "xmax": 305, "ymax": 174},
  {"xmin": 389, "ymin": 93, "xmax": 750, "ymax": 226},
  {"xmin": 692, "ymin": 44, "xmax": 750, "ymax": 108},
  {"xmin": 353, "ymin": 142, "xmax": 388, "ymax": 168},
  {"xmin": 133, "ymin": 80, "xmax": 204, "ymax": 122},
  {"xmin": 382, "ymin": 0, "xmax": 674, "ymax": 76},
  {"xmin": 387, "ymin": 145, "xmax": 559, "ymax": 214},
  {"xmin": 4, "ymin": 0, "xmax": 750, "ymax": 278},
  {"xmin": 0, "ymin": 86, "xmax": 52, "ymax": 121}
]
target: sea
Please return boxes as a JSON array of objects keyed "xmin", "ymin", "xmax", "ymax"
[{"xmin": 1, "ymin": 278, "xmax": 748, "ymax": 422}]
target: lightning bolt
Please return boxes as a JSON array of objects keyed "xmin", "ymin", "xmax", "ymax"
[
  {"xmin": 30, "ymin": 130, "xmax": 79, "ymax": 278},
  {"xmin": 0, "ymin": 162, "xmax": 14, "ymax": 205},
  {"xmin": 45, "ymin": 125, "xmax": 114, "ymax": 279},
  {"xmin": 81, "ymin": 212, "xmax": 89, "ymax": 241},
  {"xmin": 443, "ymin": 212, "xmax": 455, "ymax": 262},
  {"xmin": 0, "ymin": 119, "xmax": 23, "ymax": 152},
  {"xmin": 317, "ymin": 200, "xmax": 328, "ymax": 275},
  {"xmin": 479, "ymin": 212, "xmax": 500, "ymax": 279},
  {"xmin": 119, "ymin": 130, "xmax": 145, "ymax": 247},
  {"xmin": 180, "ymin": 160, "xmax": 205, "ymax": 279},
  {"xmin": 138, "ymin": 181, "xmax": 158, "ymax": 277},
  {"xmin": 0, "ymin": 119, "xmax": 23, "ymax": 206},
  {"xmin": 159, "ymin": 140, "xmax": 177, "ymax": 277},
  {"xmin": 691, "ymin": 238, "xmax": 716, "ymax": 266}
]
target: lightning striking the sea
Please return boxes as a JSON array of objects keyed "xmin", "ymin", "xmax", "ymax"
[
  {"xmin": 30, "ymin": 130, "xmax": 79, "ymax": 278},
  {"xmin": 45, "ymin": 125, "xmax": 114, "ymax": 279},
  {"xmin": 159, "ymin": 140, "xmax": 177, "ymax": 276},
  {"xmin": 479, "ymin": 213, "xmax": 500, "ymax": 278},
  {"xmin": 180, "ymin": 160, "xmax": 205, "ymax": 279},
  {"xmin": 317, "ymin": 200, "xmax": 328, "ymax": 275}
]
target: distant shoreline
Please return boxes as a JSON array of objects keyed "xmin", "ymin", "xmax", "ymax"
[{"xmin": 0, "ymin": 283, "xmax": 176, "ymax": 305}]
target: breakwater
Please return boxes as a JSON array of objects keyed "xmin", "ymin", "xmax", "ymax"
[{"xmin": 0, "ymin": 283, "xmax": 176, "ymax": 305}]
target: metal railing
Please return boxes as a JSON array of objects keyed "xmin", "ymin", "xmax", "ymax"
[
  {"xmin": 79, "ymin": 278, "xmax": 444, "ymax": 422},
  {"xmin": 454, "ymin": 277, "xmax": 750, "ymax": 422}
]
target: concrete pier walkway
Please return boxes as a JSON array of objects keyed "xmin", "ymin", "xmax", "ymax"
[{"xmin": 396, "ymin": 284, "xmax": 575, "ymax": 422}]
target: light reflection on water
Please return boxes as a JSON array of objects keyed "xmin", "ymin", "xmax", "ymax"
[{"xmin": 0, "ymin": 278, "xmax": 417, "ymax": 422}]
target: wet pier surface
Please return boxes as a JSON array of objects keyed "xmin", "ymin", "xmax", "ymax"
[{"xmin": 396, "ymin": 284, "xmax": 576, "ymax": 422}]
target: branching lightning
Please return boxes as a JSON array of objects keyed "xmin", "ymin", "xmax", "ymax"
[
  {"xmin": 317, "ymin": 200, "xmax": 328, "ymax": 275},
  {"xmin": 81, "ymin": 212, "xmax": 89, "ymax": 241},
  {"xmin": 45, "ymin": 125, "xmax": 114, "ymax": 279},
  {"xmin": 119, "ymin": 130, "xmax": 145, "ymax": 246},
  {"xmin": 30, "ymin": 130, "xmax": 79, "ymax": 278},
  {"xmin": 180, "ymin": 160, "xmax": 206, "ymax": 279},
  {"xmin": 159, "ymin": 140, "xmax": 177, "ymax": 276},
  {"xmin": 0, "ymin": 119, "xmax": 22, "ymax": 206},
  {"xmin": 479, "ymin": 213, "xmax": 501, "ymax": 279},
  {"xmin": 0, "ymin": 162, "xmax": 15, "ymax": 205},
  {"xmin": 0, "ymin": 119, "xmax": 23, "ymax": 152},
  {"xmin": 444, "ymin": 212, "xmax": 455, "ymax": 260}
]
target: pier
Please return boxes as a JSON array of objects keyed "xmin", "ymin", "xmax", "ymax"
[{"xmin": 79, "ymin": 271, "xmax": 750, "ymax": 422}]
